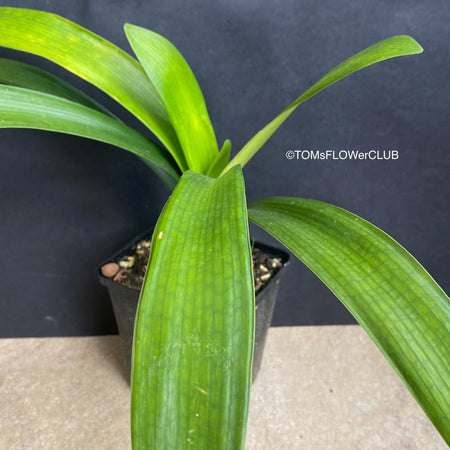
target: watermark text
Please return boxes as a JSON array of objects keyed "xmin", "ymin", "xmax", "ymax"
[{"xmin": 285, "ymin": 149, "xmax": 399, "ymax": 161}]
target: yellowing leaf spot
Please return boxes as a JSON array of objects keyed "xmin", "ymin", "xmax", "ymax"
[{"xmin": 195, "ymin": 387, "xmax": 208, "ymax": 396}]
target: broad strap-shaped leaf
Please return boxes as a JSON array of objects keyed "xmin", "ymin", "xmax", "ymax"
[
  {"xmin": 224, "ymin": 36, "xmax": 423, "ymax": 172},
  {"xmin": 248, "ymin": 197, "xmax": 450, "ymax": 444},
  {"xmin": 0, "ymin": 57, "xmax": 111, "ymax": 115},
  {"xmin": 206, "ymin": 139, "xmax": 232, "ymax": 177},
  {"xmin": 0, "ymin": 7, "xmax": 187, "ymax": 170},
  {"xmin": 125, "ymin": 24, "xmax": 219, "ymax": 174},
  {"xmin": 132, "ymin": 167, "xmax": 254, "ymax": 449},
  {"xmin": 0, "ymin": 85, "xmax": 180, "ymax": 186}
]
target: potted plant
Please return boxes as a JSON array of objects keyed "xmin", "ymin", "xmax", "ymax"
[
  {"xmin": 98, "ymin": 229, "xmax": 289, "ymax": 381},
  {"xmin": 0, "ymin": 7, "xmax": 448, "ymax": 448}
]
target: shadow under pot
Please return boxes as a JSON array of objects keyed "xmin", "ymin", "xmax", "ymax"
[{"xmin": 99, "ymin": 230, "xmax": 289, "ymax": 382}]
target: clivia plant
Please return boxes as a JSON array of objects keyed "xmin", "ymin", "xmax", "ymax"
[{"xmin": 0, "ymin": 7, "xmax": 449, "ymax": 448}]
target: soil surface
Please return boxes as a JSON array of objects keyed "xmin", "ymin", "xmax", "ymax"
[{"xmin": 101, "ymin": 239, "xmax": 283, "ymax": 294}]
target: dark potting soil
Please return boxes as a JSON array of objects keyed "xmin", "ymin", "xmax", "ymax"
[{"xmin": 100, "ymin": 238, "xmax": 283, "ymax": 294}]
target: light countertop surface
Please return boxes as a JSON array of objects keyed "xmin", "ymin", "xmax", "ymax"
[{"xmin": 0, "ymin": 326, "xmax": 446, "ymax": 449}]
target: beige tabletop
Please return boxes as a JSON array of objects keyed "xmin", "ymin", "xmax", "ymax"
[{"xmin": 0, "ymin": 326, "xmax": 446, "ymax": 449}]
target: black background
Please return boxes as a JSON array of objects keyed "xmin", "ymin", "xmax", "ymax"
[{"xmin": 0, "ymin": 1, "xmax": 448, "ymax": 337}]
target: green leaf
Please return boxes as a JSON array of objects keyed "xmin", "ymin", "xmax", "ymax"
[
  {"xmin": 0, "ymin": 57, "xmax": 111, "ymax": 115},
  {"xmin": 0, "ymin": 85, "xmax": 180, "ymax": 185},
  {"xmin": 248, "ymin": 197, "xmax": 450, "ymax": 444},
  {"xmin": 132, "ymin": 167, "xmax": 254, "ymax": 449},
  {"xmin": 206, "ymin": 139, "xmax": 232, "ymax": 177},
  {"xmin": 0, "ymin": 7, "xmax": 187, "ymax": 171},
  {"xmin": 125, "ymin": 24, "xmax": 219, "ymax": 174},
  {"xmin": 224, "ymin": 36, "xmax": 423, "ymax": 172}
]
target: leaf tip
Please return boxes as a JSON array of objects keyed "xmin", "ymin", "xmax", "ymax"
[
  {"xmin": 397, "ymin": 35, "xmax": 424, "ymax": 54},
  {"xmin": 123, "ymin": 22, "xmax": 141, "ymax": 40}
]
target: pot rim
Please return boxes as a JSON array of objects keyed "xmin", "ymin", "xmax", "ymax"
[{"xmin": 98, "ymin": 228, "xmax": 290, "ymax": 299}]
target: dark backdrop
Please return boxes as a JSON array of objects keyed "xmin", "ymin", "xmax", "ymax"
[{"xmin": 1, "ymin": 1, "xmax": 449, "ymax": 337}]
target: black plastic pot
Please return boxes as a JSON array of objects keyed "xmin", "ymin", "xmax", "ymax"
[{"xmin": 99, "ymin": 230, "xmax": 289, "ymax": 382}]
